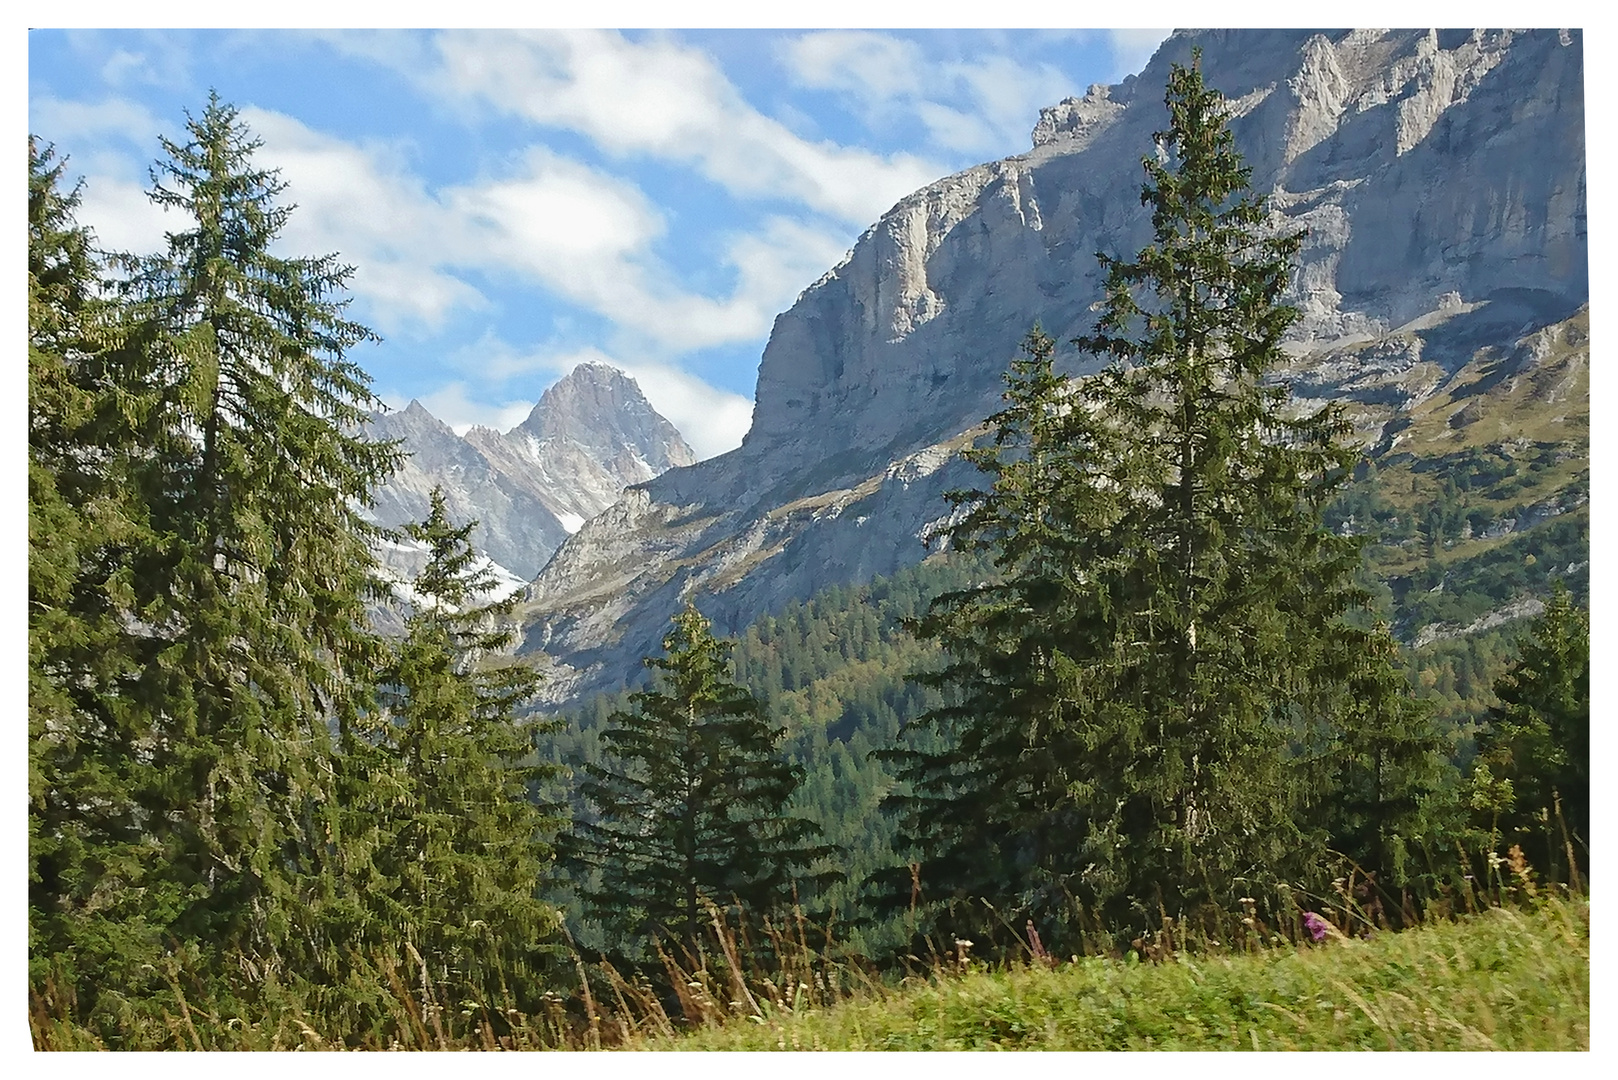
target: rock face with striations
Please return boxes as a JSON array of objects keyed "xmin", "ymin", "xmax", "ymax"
[
  {"xmin": 365, "ymin": 362, "xmax": 694, "ymax": 590},
  {"xmin": 515, "ymin": 28, "xmax": 1586, "ymax": 703}
]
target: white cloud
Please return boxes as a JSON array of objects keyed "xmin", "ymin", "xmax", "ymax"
[
  {"xmin": 779, "ymin": 32, "xmax": 1077, "ymax": 157},
  {"xmin": 613, "ymin": 360, "xmax": 753, "ymax": 461},
  {"xmin": 40, "ymin": 97, "xmax": 858, "ymax": 357},
  {"xmin": 440, "ymin": 146, "xmax": 669, "ymax": 320},
  {"xmin": 375, "ymin": 29, "xmax": 944, "ymax": 228},
  {"xmin": 102, "ymin": 49, "xmax": 153, "ymax": 87},
  {"xmin": 717, "ymin": 216, "xmax": 852, "ymax": 331},
  {"xmin": 1107, "ymin": 30, "xmax": 1172, "ymax": 80},
  {"xmin": 784, "ymin": 31, "xmax": 923, "ymax": 101},
  {"xmin": 445, "ymin": 332, "xmax": 573, "ymax": 384},
  {"xmin": 441, "ymin": 152, "xmax": 851, "ymax": 353},
  {"xmin": 241, "ymin": 107, "xmax": 488, "ymax": 332},
  {"xmin": 74, "ymin": 174, "xmax": 177, "ymax": 256},
  {"xmin": 30, "ymin": 95, "xmax": 164, "ymax": 155},
  {"xmin": 60, "ymin": 30, "xmax": 194, "ymax": 91},
  {"xmin": 304, "ymin": 29, "xmax": 437, "ymax": 75},
  {"xmin": 954, "ymin": 54, "xmax": 1076, "ymax": 148}
]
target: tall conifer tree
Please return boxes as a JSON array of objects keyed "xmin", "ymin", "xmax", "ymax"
[
  {"xmin": 570, "ymin": 607, "xmax": 832, "ymax": 959},
  {"xmin": 1473, "ymin": 585, "xmax": 1589, "ymax": 866},
  {"xmin": 28, "ymin": 139, "xmax": 179, "ymax": 1021},
  {"xmin": 1312, "ymin": 622, "xmax": 1449, "ymax": 891},
  {"xmin": 879, "ymin": 327, "xmax": 1119, "ymax": 937},
  {"xmin": 890, "ymin": 54, "xmax": 1434, "ymax": 942},
  {"xmin": 366, "ymin": 487, "xmax": 564, "ymax": 1015},
  {"xmin": 112, "ymin": 93, "xmax": 399, "ymax": 982}
]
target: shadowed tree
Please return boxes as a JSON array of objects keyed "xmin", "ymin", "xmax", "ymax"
[
  {"xmin": 886, "ymin": 53, "xmax": 1436, "ymax": 948},
  {"xmin": 1472, "ymin": 584, "xmax": 1589, "ymax": 874},
  {"xmin": 28, "ymin": 138, "xmax": 182, "ymax": 1024},
  {"xmin": 570, "ymin": 607, "xmax": 834, "ymax": 961}
]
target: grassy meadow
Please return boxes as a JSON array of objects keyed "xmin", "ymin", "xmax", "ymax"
[{"xmin": 625, "ymin": 895, "xmax": 1589, "ymax": 1052}]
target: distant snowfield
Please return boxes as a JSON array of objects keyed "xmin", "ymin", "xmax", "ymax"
[{"xmin": 558, "ymin": 512, "xmax": 586, "ymax": 534}]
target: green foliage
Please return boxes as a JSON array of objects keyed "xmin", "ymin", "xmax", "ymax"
[
  {"xmin": 875, "ymin": 327, "xmax": 1118, "ymax": 943},
  {"xmin": 643, "ymin": 897, "xmax": 1588, "ymax": 1051},
  {"xmin": 104, "ymin": 94, "xmax": 400, "ymax": 997},
  {"xmin": 28, "ymin": 102, "xmax": 564, "ymax": 1048},
  {"xmin": 884, "ymin": 55, "xmax": 1447, "ymax": 946},
  {"xmin": 1310, "ymin": 627, "xmax": 1453, "ymax": 889},
  {"xmin": 1470, "ymin": 585, "xmax": 1589, "ymax": 869},
  {"xmin": 541, "ymin": 557, "xmax": 983, "ymax": 956},
  {"xmin": 363, "ymin": 488, "xmax": 566, "ymax": 1016},
  {"xmin": 567, "ymin": 607, "xmax": 835, "ymax": 960},
  {"xmin": 28, "ymin": 136, "xmax": 179, "ymax": 1027}
]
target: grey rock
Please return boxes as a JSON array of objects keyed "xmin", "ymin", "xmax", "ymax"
[
  {"xmin": 518, "ymin": 29, "xmax": 1586, "ymax": 703},
  {"xmin": 1411, "ymin": 595, "xmax": 1546, "ymax": 650},
  {"xmin": 365, "ymin": 363, "xmax": 693, "ymax": 585}
]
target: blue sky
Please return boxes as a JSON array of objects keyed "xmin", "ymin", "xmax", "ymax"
[{"xmin": 28, "ymin": 26, "xmax": 1171, "ymax": 459}]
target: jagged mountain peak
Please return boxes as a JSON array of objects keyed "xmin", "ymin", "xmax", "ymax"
[
  {"xmin": 384, "ymin": 397, "xmax": 456, "ymax": 435},
  {"xmin": 513, "ymin": 363, "xmax": 695, "ymax": 474},
  {"xmin": 364, "ymin": 366, "xmax": 695, "ymax": 586}
]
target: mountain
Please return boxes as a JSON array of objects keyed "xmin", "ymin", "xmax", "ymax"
[
  {"xmin": 365, "ymin": 362, "xmax": 695, "ymax": 591},
  {"xmin": 514, "ymin": 28, "xmax": 1587, "ymax": 705}
]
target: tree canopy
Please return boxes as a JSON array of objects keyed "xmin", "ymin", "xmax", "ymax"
[
  {"xmin": 885, "ymin": 53, "xmax": 1447, "ymax": 948},
  {"xmin": 569, "ymin": 607, "xmax": 834, "ymax": 960}
]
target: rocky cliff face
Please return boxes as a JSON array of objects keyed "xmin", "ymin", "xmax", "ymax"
[
  {"xmin": 516, "ymin": 28, "xmax": 1587, "ymax": 703},
  {"xmin": 365, "ymin": 363, "xmax": 694, "ymax": 588}
]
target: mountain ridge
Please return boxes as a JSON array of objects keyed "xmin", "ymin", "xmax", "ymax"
[
  {"xmin": 365, "ymin": 362, "xmax": 694, "ymax": 588},
  {"xmin": 514, "ymin": 28, "xmax": 1587, "ymax": 704}
]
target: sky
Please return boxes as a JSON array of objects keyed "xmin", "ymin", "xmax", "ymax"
[{"xmin": 27, "ymin": 26, "xmax": 1172, "ymax": 460}]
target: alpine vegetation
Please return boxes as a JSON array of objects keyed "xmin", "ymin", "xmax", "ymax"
[
  {"xmin": 881, "ymin": 54, "xmax": 1451, "ymax": 954},
  {"xmin": 29, "ymin": 33, "xmax": 1588, "ymax": 1050}
]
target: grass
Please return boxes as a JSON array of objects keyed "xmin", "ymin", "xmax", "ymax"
[
  {"xmin": 32, "ymin": 884, "xmax": 1588, "ymax": 1051},
  {"xmin": 620, "ymin": 895, "xmax": 1589, "ymax": 1051}
]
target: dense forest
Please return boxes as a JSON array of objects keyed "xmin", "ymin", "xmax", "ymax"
[{"xmin": 29, "ymin": 61, "xmax": 1588, "ymax": 1050}]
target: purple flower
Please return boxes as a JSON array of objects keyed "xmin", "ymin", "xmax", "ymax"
[{"xmin": 1302, "ymin": 911, "xmax": 1330, "ymax": 942}]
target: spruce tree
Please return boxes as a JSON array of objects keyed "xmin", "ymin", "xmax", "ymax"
[
  {"xmin": 879, "ymin": 327, "xmax": 1118, "ymax": 942},
  {"xmin": 1313, "ymin": 622, "xmax": 1450, "ymax": 891},
  {"xmin": 28, "ymin": 139, "xmax": 180, "ymax": 1023},
  {"xmin": 1473, "ymin": 584, "xmax": 1589, "ymax": 867},
  {"xmin": 570, "ymin": 607, "xmax": 832, "ymax": 960},
  {"xmin": 367, "ymin": 487, "xmax": 564, "ymax": 1017},
  {"xmin": 890, "ymin": 54, "xmax": 1433, "ymax": 942},
  {"xmin": 109, "ymin": 93, "xmax": 399, "ymax": 987}
]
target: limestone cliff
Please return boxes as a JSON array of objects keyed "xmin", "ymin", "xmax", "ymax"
[{"xmin": 516, "ymin": 29, "xmax": 1587, "ymax": 703}]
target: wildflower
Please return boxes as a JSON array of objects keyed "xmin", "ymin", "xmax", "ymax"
[{"xmin": 1302, "ymin": 911, "xmax": 1330, "ymax": 942}]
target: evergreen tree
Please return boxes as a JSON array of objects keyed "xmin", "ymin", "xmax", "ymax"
[
  {"xmin": 109, "ymin": 93, "xmax": 399, "ymax": 988},
  {"xmin": 28, "ymin": 139, "xmax": 180, "ymax": 1024},
  {"xmin": 889, "ymin": 54, "xmax": 1431, "ymax": 942},
  {"xmin": 878, "ymin": 327, "xmax": 1117, "ymax": 944},
  {"xmin": 570, "ymin": 607, "xmax": 833, "ymax": 960},
  {"xmin": 366, "ymin": 487, "xmax": 564, "ymax": 1016},
  {"xmin": 1313, "ymin": 622, "xmax": 1451, "ymax": 890},
  {"xmin": 1472, "ymin": 584, "xmax": 1589, "ymax": 867}
]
